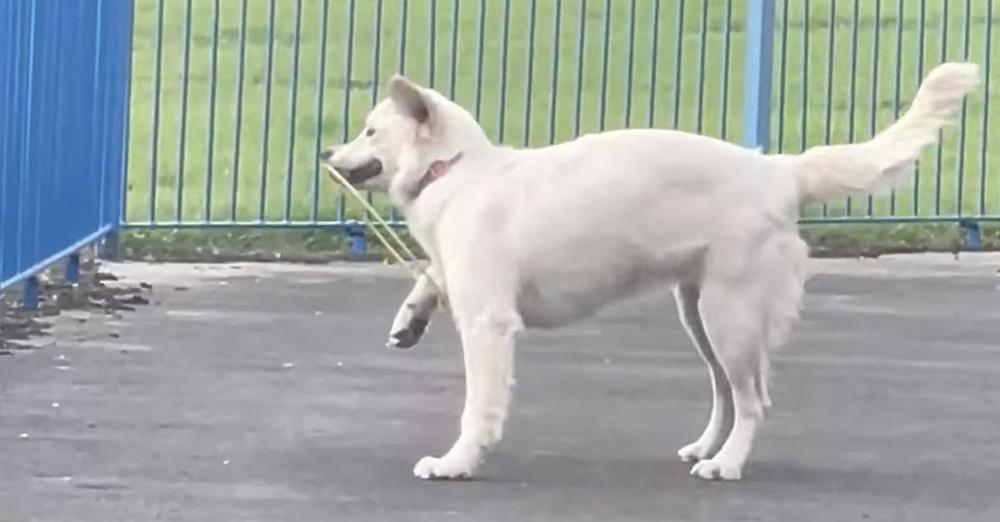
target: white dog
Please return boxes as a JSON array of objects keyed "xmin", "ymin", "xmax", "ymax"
[{"xmin": 321, "ymin": 63, "xmax": 979, "ymax": 481}]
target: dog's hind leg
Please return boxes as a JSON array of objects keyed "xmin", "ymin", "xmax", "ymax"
[
  {"xmin": 387, "ymin": 267, "xmax": 443, "ymax": 349},
  {"xmin": 688, "ymin": 235, "xmax": 806, "ymax": 481},
  {"xmin": 689, "ymin": 281, "xmax": 767, "ymax": 481},
  {"xmin": 413, "ymin": 303, "xmax": 521, "ymax": 480},
  {"xmin": 673, "ymin": 283, "xmax": 735, "ymax": 463}
]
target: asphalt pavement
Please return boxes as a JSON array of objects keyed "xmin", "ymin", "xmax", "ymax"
[{"xmin": 1, "ymin": 255, "xmax": 998, "ymax": 522}]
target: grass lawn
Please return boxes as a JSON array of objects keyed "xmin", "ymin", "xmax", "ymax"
[{"xmin": 124, "ymin": 0, "xmax": 1000, "ymax": 227}]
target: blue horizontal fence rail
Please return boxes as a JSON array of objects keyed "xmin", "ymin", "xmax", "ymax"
[
  {"xmin": 123, "ymin": 0, "xmax": 997, "ymax": 230},
  {"xmin": 1, "ymin": 2, "xmax": 134, "ymax": 306}
]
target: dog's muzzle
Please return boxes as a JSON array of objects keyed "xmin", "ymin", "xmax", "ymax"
[{"xmin": 337, "ymin": 159, "xmax": 383, "ymax": 186}]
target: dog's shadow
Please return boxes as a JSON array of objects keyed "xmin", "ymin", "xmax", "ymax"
[
  {"xmin": 478, "ymin": 450, "xmax": 995, "ymax": 509},
  {"xmin": 308, "ymin": 448, "xmax": 996, "ymax": 519}
]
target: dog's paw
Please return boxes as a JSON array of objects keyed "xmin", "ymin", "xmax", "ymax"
[
  {"xmin": 677, "ymin": 441, "xmax": 714, "ymax": 463},
  {"xmin": 387, "ymin": 317, "xmax": 429, "ymax": 349},
  {"xmin": 690, "ymin": 458, "xmax": 743, "ymax": 481},
  {"xmin": 412, "ymin": 455, "xmax": 475, "ymax": 480}
]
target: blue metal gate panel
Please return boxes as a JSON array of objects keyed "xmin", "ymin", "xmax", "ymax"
[{"xmin": 1, "ymin": 0, "xmax": 133, "ymax": 294}]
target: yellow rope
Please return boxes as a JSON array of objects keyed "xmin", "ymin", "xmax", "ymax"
[
  {"xmin": 322, "ymin": 162, "xmax": 452, "ymax": 313},
  {"xmin": 321, "ymin": 163, "xmax": 422, "ymax": 281}
]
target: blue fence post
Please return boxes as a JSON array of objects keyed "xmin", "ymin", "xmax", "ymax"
[
  {"xmin": 23, "ymin": 276, "xmax": 39, "ymax": 311},
  {"xmin": 345, "ymin": 222, "xmax": 367, "ymax": 257},
  {"xmin": 742, "ymin": 0, "xmax": 776, "ymax": 152},
  {"xmin": 65, "ymin": 253, "xmax": 80, "ymax": 284},
  {"xmin": 99, "ymin": 0, "xmax": 132, "ymax": 263},
  {"xmin": 959, "ymin": 219, "xmax": 982, "ymax": 251},
  {"xmin": 99, "ymin": 231, "xmax": 121, "ymax": 261}
]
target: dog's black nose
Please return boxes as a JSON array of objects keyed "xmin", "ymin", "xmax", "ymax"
[{"xmin": 319, "ymin": 148, "xmax": 334, "ymax": 160}]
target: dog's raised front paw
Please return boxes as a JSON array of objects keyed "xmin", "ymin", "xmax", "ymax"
[
  {"xmin": 387, "ymin": 317, "xmax": 429, "ymax": 349},
  {"xmin": 690, "ymin": 458, "xmax": 743, "ymax": 481},
  {"xmin": 412, "ymin": 455, "xmax": 475, "ymax": 480},
  {"xmin": 677, "ymin": 440, "xmax": 715, "ymax": 463}
]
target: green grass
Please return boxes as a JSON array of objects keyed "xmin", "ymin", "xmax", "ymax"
[{"xmin": 125, "ymin": 0, "xmax": 1000, "ymax": 227}]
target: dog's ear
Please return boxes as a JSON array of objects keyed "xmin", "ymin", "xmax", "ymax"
[{"xmin": 387, "ymin": 74, "xmax": 431, "ymax": 125}]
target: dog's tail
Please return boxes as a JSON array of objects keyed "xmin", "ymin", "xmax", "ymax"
[{"xmin": 792, "ymin": 62, "xmax": 980, "ymax": 205}]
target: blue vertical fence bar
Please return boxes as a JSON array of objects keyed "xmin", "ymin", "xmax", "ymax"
[
  {"xmin": 742, "ymin": 0, "xmax": 775, "ymax": 152},
  {"xmin": 671, "ymin": 0, "xmax": 684, "ymax": 129},
  {"xmin": 147, "ymin": 0, "xmax": 163, "ymax": 224},
  {"xmin": 497, "ymin": 0, "xmax": 511, "ymax": 142},
  {"xmin": 284, "ymin": 0, "xmax": 304, "ymax": 222},
  {"xmin": 845, "ymin": 0, "xmax": 859, "ymax": 216},
  {"xmin": 866, "ymin": 0, "xmax": 882, "ymax": 216},
  {"xmin": 573, "ymin": 0, "xmax": 586, "ymax": 137},
  {"xmin": 115, "ymin": 0, "xmax": 994, "ymax": 229},
  {"xmin": 821, "ymin": 0, "xmax": 836, "ymax": 218},
  {"xmin": 311, "ymin": 0, "xmax": 330, "ymax": 222},
  {"xmin": 598, "ymin": 0, "xmax": 610, "ymax": 131},
  {"xmin": 890, "ymin": 0, "xmax": 903, "ymax": 215},
  {"xmin": 624, "ymin": 0, "xmax": 636, "ymax": 128},
  {"xmin": 523, "ymin": 0, "xmax": 537, "ymax": 146},
  {"xmin": 979, "ymin": 0, "xmax": 993, "ymax": 218},
  {"xmin": 647, "ymin": 0, "xmax": 660, "ymax": 128},
  {"xmin": 695, "ymin": 0, "xmax": 709, "ymax": 134},
  {"xmin": 934, "ymin": 0, "xmax": 949, "ymax": 217},
  {"xmin": 176, "ymin": 0, "xmax": 193, "ymax": 223},
  {"xmin": 548, "ymin": 0, "xmax": 562, "ymax": 143},
  {"xmin": 259, "ymin": 0, "xmax": 277, "ymax": 222},
  {"xmin": 1, "ymin": 0, "xmax": 132, "ymax": 308},
  {"xmin": 775, "ymin": 0, "xmax": 788, "ymax": 152},
  {"xmin": 720, "ymin": 0, "xmax": 733, "ymax": 140},
  {"xmin": 205, "ymin": 0, "xmax": 221, "ymax": 222}
]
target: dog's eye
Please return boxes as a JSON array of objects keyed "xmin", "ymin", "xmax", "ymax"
[{"xmin": 365, "ymin": 128, "xmax": 376, "ymax": 137}]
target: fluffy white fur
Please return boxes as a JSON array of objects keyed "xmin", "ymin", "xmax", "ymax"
[{"xmin": 322, "ymin": 62, "xmax": 979, "ymax": 481}]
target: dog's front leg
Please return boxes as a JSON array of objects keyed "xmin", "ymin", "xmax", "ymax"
[
  {"xmin": 413, "ymin": 309, "xmax": 521, "ymax": 479},
  {"xmin": 387, "ymin": 267, "xmax": 443, "ymax": 349}
]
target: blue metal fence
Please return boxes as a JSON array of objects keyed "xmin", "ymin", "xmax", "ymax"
[
  {"xmin": 1, "ymin": 1, "xmax": 134, "ymax": 308},
  {"xmin": 122, "ymin": 0, "xmax": 999, "ymax": 230},
  {"xmin": 2, "ymin": 0, "xmax": 997, "ymax": 315}
]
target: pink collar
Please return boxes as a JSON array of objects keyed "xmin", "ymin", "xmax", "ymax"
[{"xmin": 414, "ymin": 152, "xmax": 463, "ymax": 198}]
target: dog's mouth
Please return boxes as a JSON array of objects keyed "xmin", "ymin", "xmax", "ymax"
[{"xmin": 339, "ymin": 159, "xmax": 383, "ymax": 185}]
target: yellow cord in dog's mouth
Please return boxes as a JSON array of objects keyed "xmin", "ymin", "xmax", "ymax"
[{"xmin": 321, "ymin": 163, "xmax": 422, "ymax": 281}]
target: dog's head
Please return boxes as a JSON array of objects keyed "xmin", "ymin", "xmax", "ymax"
[{"xmin": 320, "ymin": 75, "xmax": 488, "ymax": 206}]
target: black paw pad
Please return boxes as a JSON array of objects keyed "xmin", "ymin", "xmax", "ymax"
[{"xmin": 388, "ymin": 318, "xmax": 429, "ymax": 349}]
